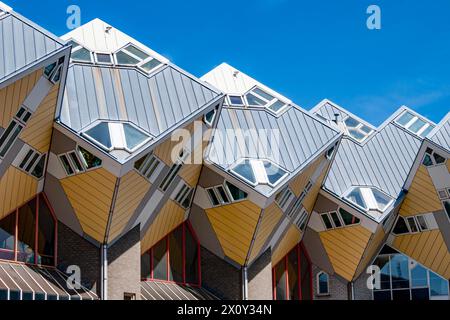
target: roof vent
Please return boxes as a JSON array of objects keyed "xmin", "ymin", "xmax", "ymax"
[
  {"xmin": 105, "ymin": 25, "xmax": 112, "ymax": 34},
  {"xmin": 333, "ymin": 113, "xmax": 340, "ymax": 124},
  {"xmin": 232, "ymin": 70, "xmax": 239, "ymax": 78}
]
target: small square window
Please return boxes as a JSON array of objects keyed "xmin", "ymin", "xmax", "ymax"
[{"xmin": 96, "ymin": 53, "xmax": 112, "ymax": 64}]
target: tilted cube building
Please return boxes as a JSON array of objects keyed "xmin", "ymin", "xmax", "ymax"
[{"xmin": 0, "ymin": 2, "xmax": 449, "ymax": 300}]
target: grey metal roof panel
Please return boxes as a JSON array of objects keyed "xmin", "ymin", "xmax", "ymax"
[
  {"xmin": 0, "ymin": 12, "xmax": 63, "ymax": 82},
  {"xmin": 324, "ymin": 122, "xmax": 422, "ymax": 200},
  {"xmin": 60, "ymin": 63, "xmax": 221, "ymax": 139}
]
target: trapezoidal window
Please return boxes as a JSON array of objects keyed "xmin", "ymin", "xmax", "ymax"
[
  {"xmin": 272, "ymin": 243, "xmax": 312, "ymax": 300},
  {"xmin": 0, "ymin": 194, "xmax": 57, "ymax": 266},
  {"xmin": 141, "ymin": 222, "xmax": 200, "ymax": 286}
]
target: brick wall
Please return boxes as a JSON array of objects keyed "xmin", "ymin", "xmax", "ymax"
[
  {"xmin": 353, "ymin": 271, "xmax": 373, "ymax": 300},
  {"xmin": 57, "ymin": 222, "xmax": 101, "ymax": 296},
  {"xmin": 248, "ymin": 249, "xmax": 273, "ymax": 300},
  {"xmin": 201, "ymin": 247, "xmax": 242, "ymax": 300},
  {"xmin": 107, "ymin": 225, "xmax": 141, "ymax": 300}
]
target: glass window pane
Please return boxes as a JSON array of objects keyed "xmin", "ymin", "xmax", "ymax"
[
  {"xmin": 71, "ymin": 47, "xmax": 92, "ymax": 62},
  {"xmin": 229, "ymin": 96, "xmax": 244, "ymax": 105},
  {"xmin": 141, "ymin": 252, "xmax": 151, "ymax": 279},
  {"xmin": 152, "ymin": 239, "xmax": 168, "ymax": 280},
  {"xmin": 373, "ymin": 290, "xmax": 391, "ymax": 300},
  {"xmin": 361, "ymin": 125, "xmax": 373, "ymax": 134},
  {"xmin": 287, "ymin": 249, "xmax": 299, "ymax": 300},
  {"xmin": 408, "ymin": 118, "xmax": 427, "ymax": 133},
  {"xmin": 125, "ymin": 45, "xmax": 149, "ymax": 60},
  {"xmin": 420, "ymin": 125, "xmax": 434, "ymax": 138},
  {"xmin": 60, "ymin": 155, "xmax": 74, "ymax": 175},
  {"xmin": 123, "ymin": 123, "xmax": 149, "ymax": 150},
  {"xmin": 0, "ymin": 124, "xmax": 22, "ymax": 157},
  {"xmin": 429, "ymin": 272, "xmax": 449, "ymax": 297},
  {"xmin": 232, "ymin": 160, "xmax": 256, "ymax": 184},
  {"xmin": 397, "ymin": 112, "xmax": 414, "ymax": 126},
  {"xmin": 422, "ymin": 154, "xmax": 434, "ymax": 167},
  {"xmin": 17, "ymin": 199, "xmax": 36, "ymax": 264},
  {"xmin": 37, "ymin": 195, "xmax": 55, "ymax": 265},
  {"xmin": 116, "ymin": 50, "xmax": 140, "ymax": 65},
  {"xmin": 390, "ymin": 254, "xmax": 410, "ymax": 289},
  {"xmin": 348, "ymin": 128, "xmax": 366, "ymax": 141},
  {"xmin": 268, "ymin": 100, "xmax": 285, "ymax": 113},
  {"xmin": 78, "ymin": 147, "xmax": 102, "ymax": 169},
  {"xmin": 339, "ymin": 208, "xmax": 360, "ymax": 225},
  {"xmin": 318, "ymin": 273, "xmax": 329, "ymax": 294},
  {"xmin": 207, "ymin": 189, "xmax": 220, "ymax": 206},
  {"xmin": 246, "ymin": 93, "xmax": 266, "ymax": 106},
  {"xmin": 410, "ymin": 262, "xmax": 427, "ymax": 288},
  {"xmin": 330, "ymin": 211, "xmax": 342, "ymax": 228},
  {"xmin": 444, "ymin": 201, "xmax": 450, "ymax": 220},
  {"xmin": 407, "ymin": 217, "xmax": 419, "ymax": 233},
  {"xmin": 416, "ymin": 216, "xmax": 428, "ymax": 231},
  {"xmin": 433, "ymin": 152, "xmax": 446, "ymax": 164},
  {"xmin": 141, "ymin": 59, "xmax": 162, "ymax": 72},
  {"xmin": 0, "ymin": 212, "xmax": 15, "ymax": 261},
  {"xmin": 85, "ymin": 122, "xmax": 112, "ymax": 149},
  {"xmin": 169, "ymin": 226, "xmax": 183, "ymax": 283},
  {"xmin": 274, "ymin": 260, "xmax": 287, "ymax": 300},
  {"xmin": 216, "ymin": 186, "xmax": 230, "ymax": 204},
  {"xmin": 393, "ymin": 217, "xmax": 410, "ymax": 235},
  {"xmin": 372, "ymin": 188, "xmax": 392, "ymax": 211},
  {"xmin": 225, "ymin": 182, "xmax": 248, "ymax": 201},
  {"xmin": 185, "ymin": 226, "xmax": 199, "ymax": 285},
  {"xmin": 300, "ymin": 249, "xmax": 312, "ymax": 300},
  {"xmin": 31, "ymin": 155, "xmax": 46, "ymax": 179}
]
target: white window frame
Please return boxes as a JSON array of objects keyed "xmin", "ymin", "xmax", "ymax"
[
  {"xmin": 17, "ymin": 147, "xmax": 46, "ymax": 179},
  {"xmin": 174, "ymin": 182, "xmax": 194, "ymax": 209},
  {"xmin": 422, "ymin": 148, "xmax": 447, "ymax": 167},
  {"xmin": 68, "ymin": 39, "xmax": 94, "ymax": 64},
  {"xmin": 294, "ymin": 208, "xmax": 309, "ymax": 231},
  {"xmin": 159, "ymin": 161, "xmax": 183, "ymax": 192},
  {"xmin": 224, "ymin": 181, "xmax": 248, "ymax": 203},
  {"xmin": 227, "ymin": 95, "xmax": 245, "ymax": 106},
  {"xmin": 320, "ymin": 208, "xmax": 361, "ymax": 230},
  {"xmin": 203, "ymin": 109, "xmax": 217, "ymax": 127},
  {"xmin": 58, "ymin": 146, "xmax": 102, "ymax": 177},
  {"xmin": 316, "ymin": 272, "xmax": 330, "ymax": 296},
  {"xmin": 94, "ymin": 52, "xmax": 113, "ymax": 65},
  {"xmin": 206, "ymin": 181, "xmax": 248, "ymax": 207},
  {"xmin": 230, "ymin": 158, "xmax": 288, "ymax": 187},
  {"xmin": 0, "ymin": 106, "xmax": 33, "ymax": 159},
  {"xmin": 275, "ymin": 187, "xmax": 295, "ymax": 212}
]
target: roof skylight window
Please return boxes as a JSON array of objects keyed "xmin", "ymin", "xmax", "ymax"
[
  {"xmin": 344, "ymin": 186, "xmax": 393, "ymax": 213},
  {"xmin": 343, "ymin": 116, "xmax": 373, "ymax": 142},
  {"xmin": 69, "ymin": 40, "xmax": 93, "ymax": 63},
  {"xmin": 230, "ymin": 159, "xmax": 288, "ymax": 187},
  {"xmin": 395, "ymin": 111, "xmax": 435, "ymax": 138},
  {"xmin": 115, "ymin": 44, "xmax": 162, "ymax": 73},
  {"xmin": 83, "ymin": 122, "xmax": 151, "ymax": 153}
]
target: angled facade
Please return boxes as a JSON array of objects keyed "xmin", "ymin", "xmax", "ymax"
[{"xmin": 0, "ymin": 2, "xmax": 449, "ymax": 301}]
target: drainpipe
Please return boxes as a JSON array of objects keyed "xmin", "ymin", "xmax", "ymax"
[
  {"xmin": 348, "ymin": 282, "xmax": 355, "ymax": 300},
  {"xmin": 101, "ymin": 244, "xmax": 108, "ymax": 300},
  {"xmin": 242, "ymin": 267, "xmax": 248, "ymax": 300}
]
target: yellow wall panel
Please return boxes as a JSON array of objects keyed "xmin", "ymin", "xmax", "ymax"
[
  {"xmin": 248, "ymin": 202, "xmax": 283, "ymax": 263},
  {"xmin": 0, "ymin": 69, "xmax": 42, "ymax": 128},
  {"xmin": 320, "ymin": 225, "xmax": 372, "ymax": 281},
  {"xmin": 272, "ymin": 224, "xmax": 302, "ymax": 266},
  {"xmin": 206, "ymin": 200, "xmax": 262, "ymax": 265},
  {"xmin": 393, "ymin": 230, "xmax": 450, "ymax": 279},
  {"xmin": 0, "ymin": 167, "xmax": 38, "ymax": 220},
  {"xmin": 141, "ymin": 200, "xmax": 186, "ymax": 253},
  {"xmin": 400, "ymin": 166, "xmax": 442, "ymax": 217},
  {"xmin": 61, "ymin": 168, "xmax": 117, "ymax": 243},
  {"xmin": 20, "ymin": 84, "xmax": 59, "ymax": 153},
  {"xmin": 108, "ymin": 170, "xmax": 151, "ymax": 242},
  {"xmin": 289, "ymin": 156, "xmax": 323, "ymax": 197}
]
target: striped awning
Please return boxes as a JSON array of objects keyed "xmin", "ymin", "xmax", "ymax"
[
  {"xmin": 141, "ymin": 281, "xmax": 218, "ymax": 300},
  {"xmin": 0, "ymin": 261, "xmax": 98, "ymax": 300}
]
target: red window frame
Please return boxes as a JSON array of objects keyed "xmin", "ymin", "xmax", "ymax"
[
  {"xmin": 272, "ymin": 242, "xmax": 312, "ymax": 300},
  {"xmin": 142, "ymin": 221, "xmax": 201, "ymax": 287},
  {"xmin": 0, "ymin": 193, "xmax": 58, "ymax": 268}
]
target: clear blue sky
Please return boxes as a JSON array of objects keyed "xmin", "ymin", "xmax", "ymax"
[{"xmin": 8, "ymin": 0, "xmax": 450, "ymax": 125}]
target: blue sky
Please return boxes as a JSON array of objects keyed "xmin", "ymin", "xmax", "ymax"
[{"xmin": 8, "ymin": 0, "xmax": 450, "ymax": 125}]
